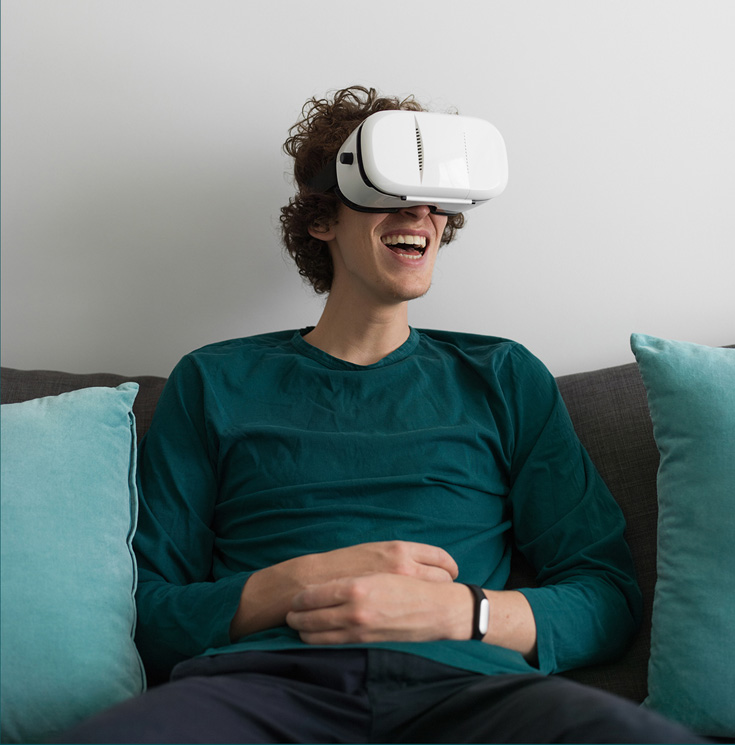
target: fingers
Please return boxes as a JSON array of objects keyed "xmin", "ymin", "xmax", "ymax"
[
  {"xmin": 290, "ymin": 540, "xmax": 459, "ymax": 604},
  {"xmin": 413, "ymin": 563, "xmax": 456, "ymax": 583},
  {"xmin": 290, "ymin": 579, "xmax": 355, "ymax": 613},
  {"xmin": 354, "ymin": 540, "xmax": 459, "ymax": 581},
  {"xmin": 286, "ymin": 578, "xmax": 371, "ymax": 643},
  {"xmin": 407, "ymin": 543, "xmax": 459, "ymax": 581}
]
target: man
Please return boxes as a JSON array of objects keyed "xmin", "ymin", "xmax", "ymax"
[{"xmin": 60, "ymin": 86, "xmax": 702, "ymax": 743}]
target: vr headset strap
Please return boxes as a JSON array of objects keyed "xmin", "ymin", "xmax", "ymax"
[{"xmin": 307, "ymin": 159, "xmax": 338, "ymax": 193}]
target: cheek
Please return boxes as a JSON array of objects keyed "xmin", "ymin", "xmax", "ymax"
[{"xmin": 434, "ymin": 216, "xmax": 449, "ymax": 242}]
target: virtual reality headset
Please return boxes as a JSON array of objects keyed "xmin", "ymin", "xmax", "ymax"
[{"xmin": 308, "ymin": 110, "xmax": 508, "ymax": 216}]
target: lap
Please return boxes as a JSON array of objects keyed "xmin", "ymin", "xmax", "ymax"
[{"xmin": 52, "ymin": 649, "xmax": 705, "ymax": 744}]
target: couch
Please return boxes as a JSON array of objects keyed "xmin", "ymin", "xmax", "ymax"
[{"xmin": 2, "ymin": 336, "xmax": 734, "ymax": 741}]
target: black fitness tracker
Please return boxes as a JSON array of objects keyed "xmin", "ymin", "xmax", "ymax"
[{"xmin": 465, "ymin": 584, "xmax": 490, "ymax": 641}]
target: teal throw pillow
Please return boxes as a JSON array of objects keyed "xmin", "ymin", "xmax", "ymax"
[
  {"xmin": 631, "ymin": 333, "xmax": 735, "ymax": 738},
  {"xmin": 1, "ymin": 383, "xmax": 146, "ymax": 744}
]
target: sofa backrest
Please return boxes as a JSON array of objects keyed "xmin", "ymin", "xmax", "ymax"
[
  {"xmin": 1, "ymin": 361, "xmax": 658, "ymax": 703},
  {"xmin": 1, "ymin": 368, "xmax": 167, "ymax": 445},
  {"xmin": 506, "ymin": 360, "xmax": 659, "ymax": 703}
]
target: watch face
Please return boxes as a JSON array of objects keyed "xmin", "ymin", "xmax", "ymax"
[{"xmin": 479, "ymin": 598, "xmax": 490, "ymax": 636}]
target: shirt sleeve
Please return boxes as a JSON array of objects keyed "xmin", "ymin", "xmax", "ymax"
[
  {"xmin": 133, "ymin": 355, "xmax": 250, "ymax": 683},
  {"xmin": 502, "ymin": 344, "xmax": 642, "ymax": 675}
]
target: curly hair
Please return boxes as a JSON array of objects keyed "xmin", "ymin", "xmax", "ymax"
[{"xmin": 280, "ymin": 86, "xmax": 465, "ymax": 294}]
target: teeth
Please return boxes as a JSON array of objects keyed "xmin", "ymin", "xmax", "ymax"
[{"xmin": 381, "ymin": 234, "xmax": 427, "ymax": 248}]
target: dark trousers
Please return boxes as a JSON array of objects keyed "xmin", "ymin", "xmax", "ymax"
[{"xmin": 54, "ymin": 649, "xmax": 705, "ymax": 744}]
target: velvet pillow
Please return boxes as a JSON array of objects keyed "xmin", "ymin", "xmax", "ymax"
[
  {"xmin": 631, "ymin": 333, "xmax": 735, "ymax": 738},
  {"xmin": 0, "ymin": 384, "xmax": 146, "ymax": 743}
]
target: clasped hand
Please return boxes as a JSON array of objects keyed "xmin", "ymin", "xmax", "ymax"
[
  {"xmin": 233, "ymin": 539, "xmax": 536, "ymax": 657},
  {"xmin": 284, "ymin": 541, "xmax": 471, "ymax": 644}
]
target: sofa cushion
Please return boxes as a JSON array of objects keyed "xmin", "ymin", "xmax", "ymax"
[
  {"xmin": 0, "ymin": 384, "xmax": 147, "ymax": 743},
  {"xmin": 631, "ymin": 333, "xmax": 735, "ymax": 738}
]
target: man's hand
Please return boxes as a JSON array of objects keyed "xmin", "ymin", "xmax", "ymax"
[
  {"xmin": 288, "ymin": 576, "xmax": 538, "ymax": 661},
  {"xmin": 286, "ymin": 573, "xmax": 471, "ymax": 644},
  {"xmin": 230, "ymin": 540, "xmax": 538, "ymax": 661},
  {"xmin": 229, "ymin": 540, "xmax": 458, "ymax": 640}
]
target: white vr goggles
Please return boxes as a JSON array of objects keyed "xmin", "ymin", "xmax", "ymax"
[{"xmin": 309, "ymin": 110, "xmax": 508, "ymax": 216}]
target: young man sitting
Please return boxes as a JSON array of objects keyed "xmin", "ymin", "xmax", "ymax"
[{"xmin": 58, "ymin": 86, "xmax": 703, "ymax": 744}]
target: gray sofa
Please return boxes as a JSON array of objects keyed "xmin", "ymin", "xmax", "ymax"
[{"xmin": 0, "ymin": 355, "xmax": 670, "ymax": 703}]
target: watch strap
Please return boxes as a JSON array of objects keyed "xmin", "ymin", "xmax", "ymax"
[{"xmin": 465, "ymin": 583, "xmax": 489, "ymax": 641}]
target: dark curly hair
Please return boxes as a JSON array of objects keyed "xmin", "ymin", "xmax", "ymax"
[{"xmin": 280, "ymin": 86, "xmax": 465, "ymax": 294}]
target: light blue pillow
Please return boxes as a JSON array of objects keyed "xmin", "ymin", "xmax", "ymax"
[
  {"xmin": 1, "ymin": 384, "xmax": 146, "ymax": 744},
  {"xmin": 631, "ymin": 333, "xmax": 735, "ymax": 738}
]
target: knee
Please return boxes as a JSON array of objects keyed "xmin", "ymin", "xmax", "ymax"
[{"xmin": 536, "ymin": 679, "xmax": 702, "ymax": 744}]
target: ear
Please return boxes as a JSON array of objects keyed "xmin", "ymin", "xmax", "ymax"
[{"xmin": 308, "ymin": 221, "xmax": 336, "ymax": 242}]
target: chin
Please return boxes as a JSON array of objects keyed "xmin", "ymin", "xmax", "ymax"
[{"xmin": 391, "ymin": 282, "xmax": 432, "ymax": 303}]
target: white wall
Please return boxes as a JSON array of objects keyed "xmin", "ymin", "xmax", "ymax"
[{"xmin": 2, "ymin": 0, "xmax": 733, "ymax": 378}]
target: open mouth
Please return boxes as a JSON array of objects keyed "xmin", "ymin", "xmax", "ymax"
[{"xmin": 381, "ymin": 234, "xmax": 427, "ymax": 260}]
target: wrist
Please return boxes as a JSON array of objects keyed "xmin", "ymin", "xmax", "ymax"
[
  {"xmin": 439, "ymin": 582, "xmax": 476, "ymax": 641},
  {"xmin": 230, "ymin": 558, "xmax": 306, "ymax": 640}
]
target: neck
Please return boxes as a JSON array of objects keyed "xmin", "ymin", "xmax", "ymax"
[{"xmin": 303, "ymin": 290, "xmax": 411, "ymax": 366}]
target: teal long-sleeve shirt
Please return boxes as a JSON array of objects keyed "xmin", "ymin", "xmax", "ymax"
[{"xmin": 134, "ymin": 328, "xmax": 641, "ymax": 683}]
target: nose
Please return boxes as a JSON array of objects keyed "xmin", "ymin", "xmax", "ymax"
[{"xmin": 398, "ymin": 204, "xmax": 432, "ymax": 219}]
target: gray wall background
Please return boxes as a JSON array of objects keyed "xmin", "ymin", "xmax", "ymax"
[{"xmin": 2, "ymin": 0, "xmax": 733, "ymax": 377}]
